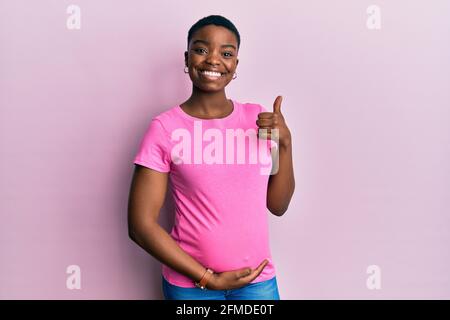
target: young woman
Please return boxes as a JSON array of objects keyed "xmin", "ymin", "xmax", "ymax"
[{"xmin": 128, "ymin": 15, "xmax": 295, "ymax": 300}]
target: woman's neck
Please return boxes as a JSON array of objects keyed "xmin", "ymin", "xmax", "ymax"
[{"xmin": 181, "ymin": 89, "xmax": 233, "ymax": 119}]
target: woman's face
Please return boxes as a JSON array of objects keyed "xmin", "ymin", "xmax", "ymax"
[{"xmin": 185, "ymin": 25, "xmax": 239, "ymax": 92}]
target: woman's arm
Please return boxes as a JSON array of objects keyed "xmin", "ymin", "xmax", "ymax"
[
  {"xmin": 267, "ymin": 142, "xmax": 295, "ymax": 216},
  {"xmin": 257, "ymin": 96, "xmax": 295, "ymax": 216},
  {"xmin": 127, "ymin": 165, "xmax": 207, "ymax": 283}
]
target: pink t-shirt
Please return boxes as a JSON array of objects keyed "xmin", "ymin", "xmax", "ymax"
[{"xmin": 133, "ymin": 99, "xmax": 277, "ymax": 288}]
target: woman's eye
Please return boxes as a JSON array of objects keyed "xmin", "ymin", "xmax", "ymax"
[
  {"xmin": 194, "ymin": 48, "xmax": 206, "ymax": 53},
  {"xmin": 193, "ymin": 48, "xmax": 233, "ymax": 57}
]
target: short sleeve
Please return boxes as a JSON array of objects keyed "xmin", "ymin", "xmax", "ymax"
[{"xmin": 133, "ymin": 118, "xmax": 171, "ymax": 172}]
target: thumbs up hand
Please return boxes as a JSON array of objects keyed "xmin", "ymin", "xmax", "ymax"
[{"xmin": 256, "ymin": 96, "xmax": 292, "ymax": 149}]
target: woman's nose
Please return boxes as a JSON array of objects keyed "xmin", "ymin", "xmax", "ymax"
[{"xmin": 205, "ymin": 51, "xmax": 221, "ymax": 65}]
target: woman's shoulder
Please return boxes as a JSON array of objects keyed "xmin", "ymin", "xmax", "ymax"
[{"xmin": 237, "ymin": 100, "xmax": 267, "ymax": 115}]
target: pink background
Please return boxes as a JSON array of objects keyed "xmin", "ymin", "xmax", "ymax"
[{"xmin": 1, "ymin": 0, "xmax": 449, "ymax": 299}]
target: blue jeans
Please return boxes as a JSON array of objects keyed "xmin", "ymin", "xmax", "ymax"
[{"xmin": 162, "ymin": 275, "xmax": 281, "ymax": 300}]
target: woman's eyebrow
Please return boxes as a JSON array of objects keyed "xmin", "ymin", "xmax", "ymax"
[{"xmin": 192, "ymin": 39, "xmax": 236, "ymax": 50}]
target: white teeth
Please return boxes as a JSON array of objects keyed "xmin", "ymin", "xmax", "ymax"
[{"xmin": 200, "ymin": 70, "xmax": 222, "ymax": 77}]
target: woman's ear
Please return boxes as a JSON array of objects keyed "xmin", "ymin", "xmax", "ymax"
[{"xmin": 184, "ymin": 51, "xmax": 188, "ymax": 67}]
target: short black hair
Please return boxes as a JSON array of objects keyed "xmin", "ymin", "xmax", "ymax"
[{"xmin": 187, "ymin": 15, "xmax": 240, "ymax": 50}]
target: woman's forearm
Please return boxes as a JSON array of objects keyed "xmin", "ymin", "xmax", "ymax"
[
  {"xmin": 130, "ymin": 221, "xmax": 206, "ymax": 283},
  {"xmin": 267, "ymin": 142, "xmax": 295, "ymax": 216}
]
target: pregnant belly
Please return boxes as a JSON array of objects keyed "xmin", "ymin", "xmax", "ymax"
[{"xmin": 181, "ymin": 223, "xmax": 271, "ymax": 273}]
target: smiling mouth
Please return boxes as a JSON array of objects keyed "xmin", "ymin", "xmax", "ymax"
[{"xmin": 198, "ymin": 69, "xmax": 225, "ymax": 79}]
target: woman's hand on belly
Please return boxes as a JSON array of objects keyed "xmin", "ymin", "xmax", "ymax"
[{"xmin": 206, "ymin": 259, "xmax": 269, "ymax": 290}]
